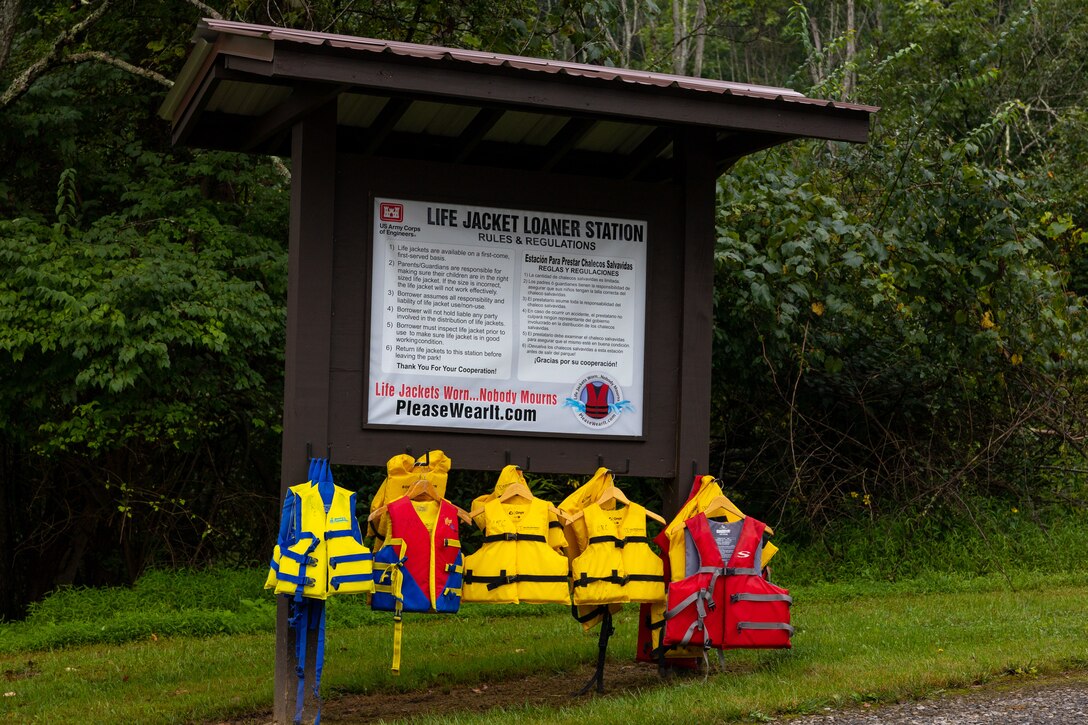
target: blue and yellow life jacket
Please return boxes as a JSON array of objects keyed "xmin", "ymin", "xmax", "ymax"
[{"xmin": 265, "ymin": 481, "xmax": 374, "ymax": 600}]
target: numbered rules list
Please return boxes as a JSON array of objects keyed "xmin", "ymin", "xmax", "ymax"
[{"xmin": 368, "ymin": 198, "xmax": 647, "ymax": 436}]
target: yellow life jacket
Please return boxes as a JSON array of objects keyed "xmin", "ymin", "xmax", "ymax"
[
  {"xmin": 570, "ymin": 502, "xmax": 665, "ymax": 605},
  {"xmin": 463, "ymin": 497, "xmax": 570, "ymax": 604},
  {"xmin": 467, "ymin": 466, "xmax": 568, "ymax": 550},
  {"xmin": 558, "ymin": 466, "xmax": 614, "ymax": 518},
  {"xmin": 368, "ymin": 450, "xmax": 450, "ymax": 542},
  {"xmin": 265, "ymin": 481, "xmax": 374, "ymax": 599},
  {"xmin": 560, "ymin": 468, "xmax": 659, "ymax": 627}
]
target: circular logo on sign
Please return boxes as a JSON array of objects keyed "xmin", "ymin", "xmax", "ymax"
[{"xmin": 566, "ymin": 373, "xmax": 630, "ymax": 430}]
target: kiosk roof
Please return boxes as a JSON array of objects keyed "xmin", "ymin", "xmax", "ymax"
[{"xmin": 161, "ymin": 19, "xmax": 878, "ymax": 180}]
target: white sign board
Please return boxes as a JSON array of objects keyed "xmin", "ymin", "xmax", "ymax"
[{"xmin": 368, "ymin": 198, "xmax": 646, "ymax": 436}]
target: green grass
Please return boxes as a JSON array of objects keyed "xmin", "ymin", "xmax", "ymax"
[{"xmin": 3, "ymin": 575, "xmax": 1088, "ymax": 724}]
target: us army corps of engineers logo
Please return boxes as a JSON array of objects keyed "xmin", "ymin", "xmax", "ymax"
[{"xmin": 565, "ymin": 373, "xmax": 632, "ymax": 430}]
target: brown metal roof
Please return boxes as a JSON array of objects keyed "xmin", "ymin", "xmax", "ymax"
[{"xmin": 161, "ymin": 19, "xmax": 877, "ymax": 181}]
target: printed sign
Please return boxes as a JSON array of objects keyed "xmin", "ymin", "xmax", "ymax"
[{"xmin": 368, "ymin": 198, "xmax": 646, "ymax": 436}]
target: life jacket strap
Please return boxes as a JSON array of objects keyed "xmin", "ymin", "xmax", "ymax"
[
  {"xmin": 481, "ymin": 533, "xmax": 547, "ymax": 543},
  {"xmin": 276, "ymin": 573, "xmax": 317, "ymax": 588},
  {"xmin": 289, "ymin": 533, "xmax": 321, "ymax": 602},
  {"xmin": 465, "ymin": 569, "xmax": 569, "ymax": 591},
  {"xmin": 725, "ymin": 567, "xmax": 762, "ymax": 576},
  {"xmin": 280, "ymin": 549, "xmax": 319, "ymax": 566},
  {"xmin": 549, "ymin": 520, "xmax": 563, "ymax": 529},
  {"xmin": 329, "ymin": 573, "xmax": 373, "ymax": 590},
  {"xmin": 586, "ymin": 534, "xmax": 652, "ymax": 548},
  {"xmin": 625, "ymin": 574, "xmax": 664, "ymax": 583},
  {"xmin": 328, "ymin": 552, "xmax": 372, "ymax": 568},
  {"xmin": 445, "ymin": 562, "xmax": 464, "ymax": 575},
  {"xmin": 443, "ymin": 538, "xmax": 461, "ymax": 548},
  {"xmin": 573, "ymin": 570, "xmax": 626, "ymax": 587},
  {"xmin": 391, "ymin": 613, "xmax": 403, "ymax": 676},
  {"xmin": 324, "ymin": 529, "xmax": 356, "ymax": 540},
  {"xmin": 731, "ymin": 592, "xmax": 792, "ymax": 605},
  {"xmin": 737, "ymin": 621, "xmax": 795, "ymax": 634},
  {"xmin": 664, "ymin": 590, "xmax": 702, "ymax": 621}
]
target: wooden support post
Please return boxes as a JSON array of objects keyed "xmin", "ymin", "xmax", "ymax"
[
  {"xmin": 274, "ymin": 100, "xmax": 338, "ymax": 725},
  {"xmin": 670, "ymin": 126, "xmax": 717, "ymax": 514}
]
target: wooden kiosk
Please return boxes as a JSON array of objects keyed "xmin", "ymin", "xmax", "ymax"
[{"xmin": 161, "ymin": 19, "xmax": 875, "ymax": 722}]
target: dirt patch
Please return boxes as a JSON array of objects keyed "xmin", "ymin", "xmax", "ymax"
[{"xmin": 212, "ymin": 661, "xmax": 685, "ymax": 724}]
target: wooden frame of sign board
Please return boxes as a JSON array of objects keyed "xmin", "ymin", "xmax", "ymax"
[{"xmin": 310, "ymin": 135, "xmax": 718, "ymax": 497}]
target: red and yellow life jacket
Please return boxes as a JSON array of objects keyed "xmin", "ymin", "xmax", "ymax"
[
  {"xmin": 638, "ymin": 476, "xmax": 787, "ymax": 664},
  {"xmin": 371, "ymin": 495, "xmax": 463, "ymax": 614},
  {"xmin": 371, "ymin": 494, "xmax": 464, "ymax": 675}
]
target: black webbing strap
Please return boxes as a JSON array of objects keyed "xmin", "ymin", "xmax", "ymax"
[
  {"xmin": 481, "ymin": 532, "xmax": 548, "ymax": 544},
  {"xmin": 625, "ymin": 573, "xmax": 664, "ymax": 583},
  {"xmin": 464, "ymin": 569, "xmax": 568, "ymax": 591},
  {"xmin": 572, "ymin": 604, "xmax": 608, "ymax": 624},
  {"xmin": 573, "ymin": 610, "xmax": 615, "ymax": 696},
  {"xmin": 572, "ymin": 570, "xmax": 626, "ymax": 588},
  {"xmin": 587, "ymin": 535, "xmax": 653, "ymax": 548}
]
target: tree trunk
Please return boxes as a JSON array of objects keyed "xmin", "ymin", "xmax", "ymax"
[
  {"xmin": 0, "ymin": 0, "xmax": 21, "ymax": 75},
  {"xmin": 672, "ymin": 0, "xmax": 688, "ymax": 75},
  {"xmin": 692, "ymin": 0, "xmax": 707, "ymax": 77},
  {"xmin": 844, "ymin": 0, "xmax": 856, "ymax": 99}
]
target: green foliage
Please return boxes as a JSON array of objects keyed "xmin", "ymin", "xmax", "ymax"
[
  {"xmin": 708, "ymin": 0, "xmax": 1088, "ymax": 534},
  {"xmin": 0, "ymin": 153, "xmax": 287, "ymax": 451}
]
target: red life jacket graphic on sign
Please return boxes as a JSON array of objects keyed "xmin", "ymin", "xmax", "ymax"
[{"xmin": 584, "ymin": 382, "xmax": 611, "ymax": 419}]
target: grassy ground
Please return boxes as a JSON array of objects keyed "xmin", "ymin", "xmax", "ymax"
[{"xmin": 3, "ymin": 571, "xmax": 1087, "ymax": 724}]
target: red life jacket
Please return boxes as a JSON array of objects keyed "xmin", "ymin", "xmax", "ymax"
[
  {"xmin": 372, "ymin": 496, "xmax": 463, "ymax": 613},
  {"xmin": 584, "ymin": 382, "xmax": 611, "ymax": 419},
  {"xmin": 662, "ymin": 513, "xmax": 792, "ymax": 650}
]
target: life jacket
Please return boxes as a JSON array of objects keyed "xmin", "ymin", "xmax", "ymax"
[
  {"xmin": 559, "ymin": 468, "xmax": 626, "ymax": 629},
  {"xmin": 467, "ymin": 465, "xmax": 563, "ymax": 547},
  {"xmin": 371, "ymin": 495, "xmax": 464, "ymax": 675},
  {"xmin": 372, "ymin": 495, "xmax": 463, "ymax": 614},
  {"xmin": 662, "ymin": 513, "xmax": 793, "ymax": 650},
  {"xmin": 583, "ymin": 382, "xmax": 611, "ymax": 419},
  {"xmin": 570, "ymin": 502, "xmax": 665, "ymax": 605},
  {"xmin": 638, "ymin": 476, "xmax": 782, "ymax": 666},
  {"xmin": 264, "ymin": 481, "xmax": 374, "ymax": 600},
  {"xmin": 463, "ymin": 497, "xmax": 570, "ymax": 604},
  {"xmin": 367, "ymin": 450, "xmax": 450, "ymax": 542}
]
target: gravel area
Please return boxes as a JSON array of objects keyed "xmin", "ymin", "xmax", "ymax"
[{"xmin": 779, "ymin": 671, "xmax": 1088, "ymax": 724}]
